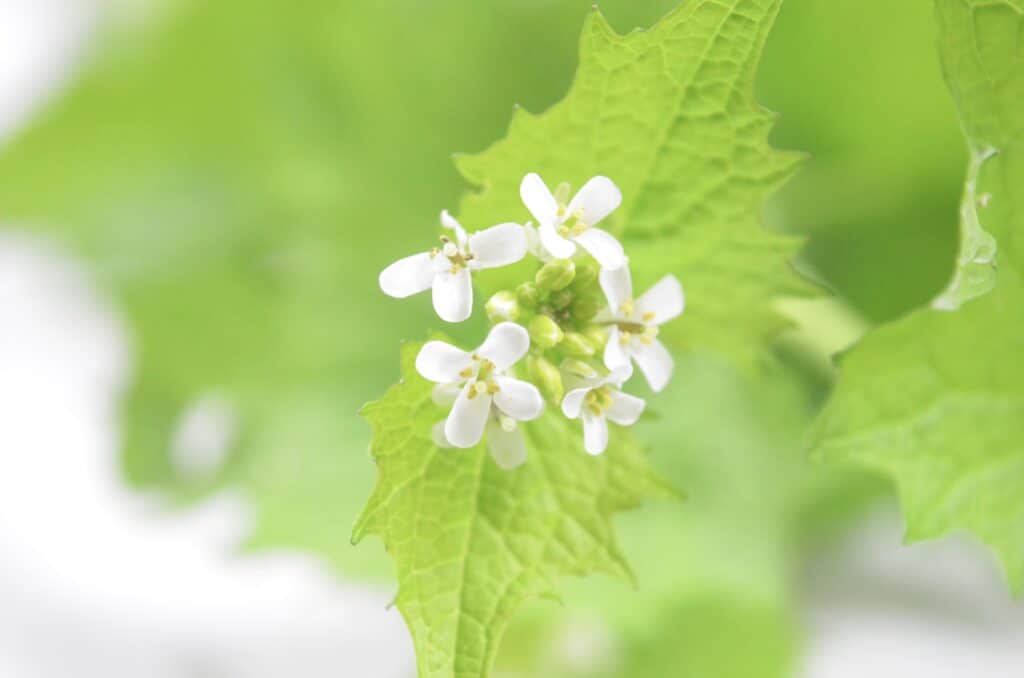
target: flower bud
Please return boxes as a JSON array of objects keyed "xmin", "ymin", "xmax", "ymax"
[
  {"xmin": 571, "ymin": 294, "xmax": 601, "ymax": 322},
  {"xmin": 529, "ymin": 314, "xmax": 564, "ymax": 349},
  {"xmin": 572, "ymin": 264, "xmax": 598, "ymax": 291},
  {"xmin": 561, "ymin": 331, "xmax": 596, "ymax": 357},
  {"xmin": 485, "ymin": 291, "xmax": 520, "ymax": 323},
  {"xmin": 527, "ymin": 355, "xmax": 564, "ymax": 403},
  {"xmin": 516, "ymin": 281, "xmax": 541, "ymax": 308},
  {"xmin": 550, "ymin": 289, "xmax": 574, "ymax": 311},
  {"xmin": 584, "ymin": 326, "xmax": 609, "ymax": 350},
  {"xmin": 535, "ymin": 259, "xmax": 576, "ymax": 291},
  {"xmin": 562, "ymin": 359, "xmax": 598, "ymax": 379}
]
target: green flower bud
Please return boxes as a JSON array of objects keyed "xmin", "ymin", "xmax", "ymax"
[
  {"xmin": 535, "ymin": 259, "xmax": 576, "ymax": 291},
  {"xmin": 516, "ymin": 281, "xmax": 541, "ymax": 308},
  {"xmin": 529, "ymin": 314, "xmax": 564, "ymax": 349},
  {"xmin": 561, "ymin": 331, "xmax": 596, "ymax": 357},
  {"xmin": 572, "ymin": 264, "xmax": 598, "ymax": 291},
  {"xmin": 550, "ymin": 289, "xmax": 574, "ymax": 311},
  {"xmin": 527, "ymin": 355, "xmax": 564, "ymax": 403},
  {"xmin": 584, "ymin": 326, "xmax": 609, "ymax": 350},
  {"xmin": 485, "ymin": 291, "xmax": 520, "ymax": 323},
  {"xmin": 571, "ymin": 294, "xmax": 601, "ymax": 322},
  {"xmin": 562, "ymin": 359, "xmax": 598, "ymax": 379}
]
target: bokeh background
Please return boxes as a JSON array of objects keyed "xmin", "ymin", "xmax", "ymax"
[{"xmin": 1, "ymin": 0, "xmax": 1022, "ymax": 676}]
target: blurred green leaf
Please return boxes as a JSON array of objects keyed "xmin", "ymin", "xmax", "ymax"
[{"xmin": 812, "ymin": 0, "xmax": 1024, "ymax": 591}]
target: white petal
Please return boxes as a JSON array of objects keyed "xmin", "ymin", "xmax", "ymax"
[
  {"xmin": 520, "ymin": 173, "xmax": 558, "ymax": 226},
  {"xmin": 432, "ymin": 267, "xmax": 473, "ymax": 323},
  {"xmin": 561, "ymin": 387, "xmax": 590, "ymax": 419},
  {"xmin": 603, "ymin": 326, "xmax": 632, "ymax": 372},
  {"xmin": 581, "ymin": 410, "xmax": 609, "ymax": 455},
  {"xmin": 444, "ymin": 386, "xmax": 491, "ymax": 448},
  {"xmin": 632, "ymin": 338, "xmax": 674, "ymax": 392},
  {"xmin": 566, "ymin": 176, "xmax": 621, "ymax": 227},
  {"xmin": 599, "ymin": 263, "xmax": 633, "ymax": 316},
  {"xmin": 486, "ymin": 418, "xmax": 527, "ymax": 470},
  {"xmin": 605, "ymin": 364, "xmax": 635, "ymax": 388},
  {"xmin": 475, "ymin": 322, "xmax": 529, "ymax": 370},
  {"xmin": 636, "ymin": 275, "xmax": 685, "ymax": 324},
  {"xmin": 432, "ymin": 420, "xmax": 453, "ymax": 448},
  {"xmin": 432, "ymin": 382, "xmax": 461, "ymax": 406},
  {"xmin": 469, "ymin": 223, "xmax": 528, "ymax": 269},
  {"xmin": 379, "ymin": 252, "xmax": 436, "ymax": 298},
  {"xmin": 493, "ymin": 376, "xmax": 544, "ymax": 421},
  {"xmin": 538, "ymin": 222, "xmax": 577, "ymax": 259},
  {"xmin": 574, "ymin": 228, "xmax": 625, "ymax": 270},
  {"xmin": 605, "ymin": 390, "xmax": 645, "ymax": 426},
  {"xmin": 416, "ymin": 341, "xmax": 472, "ymax": 383},
  {"xmin": 440, "ymin": 209, "xmax": 468, "ymax": 247}
]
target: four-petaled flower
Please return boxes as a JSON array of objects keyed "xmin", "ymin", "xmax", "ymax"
[
  {"xmin": 599, "ymin": 262, "xmax": 684, "ymax": 392},
  {"xmin": 561, "ymin": 366, "xmax": 645, "ymax": 455},
  {"xmin": 379, "ymin": 210, "xmax": 528, "ymax": 323},
  {"xmin": 519, "ymin": 173, "xmax": 626, "ymax": 271},
  {"xmin": 416, "ymin": 323, "xmax": 544, "ymax": 467}
]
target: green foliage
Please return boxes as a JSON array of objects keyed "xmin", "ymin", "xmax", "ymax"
[
  {"xmin": 457, "ymin": 0, "xmax": 808, "ymax": 367},
  {"xmin": 355, "ymin": 342, "xmax": 672, "ymax": 678},
  {"xmin": 813, "ymin": 0, "xmax": 1024, "ymax": 591}
]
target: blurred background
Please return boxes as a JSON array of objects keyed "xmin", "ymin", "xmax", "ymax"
[{"xmin": 1, "ymin": 0, "xmax": 1022, "ymax": 676}]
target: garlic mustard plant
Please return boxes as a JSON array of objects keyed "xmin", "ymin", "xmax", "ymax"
[{"xmin": 378, "ymin": 174, "xmax": 685, "ymax": 462}]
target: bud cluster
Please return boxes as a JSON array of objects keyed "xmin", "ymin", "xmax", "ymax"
[{"xmin": 380, "ymin": 172, "xmax": 684, "ymax": 466}]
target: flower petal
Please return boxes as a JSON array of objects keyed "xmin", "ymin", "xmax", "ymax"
[
  {"xmin": 469, "ymin": 223, "xmax": 528, "ymax": 269},
  {"xmin": 581, "ymin": 410, "xmax": 609, "ymax": 455},
  {"xmin": 566, "ymin": 176, "xmax": 621, "ymax": 227},
  {"xmin": 520, "ymin": 173, "xmax": 559, "ymax": 226},
  {"xmin": 432, "ymin": 420, "xmax": 453, "ymax": 448},
  {"xmin": 574, "ymin": 228, "xmax": 625, "ymax": 270},
  {"xmin": 603, "ymin": 326, "xmax": 631, "ymax": 372},
  {"xmin": 599, "ymin": 263, "xmax": 633, "ymax": 317},
  {"xmin": 605, "ymin": 364, "xmax": 635, "ymax": 388},
  {"xmin": 416, "ymin": 341, "xmax": 472, "ymax": 383},
  {"xmin": 633, "ymin": 337, "xmax": 674, "ymax": 392},
  {"xmin": 486, "ymin": 418, "xmax": 527, "ymax": 470},
  {"xmin": 636, "ymin": 275, "xmax": 685, "ymax": 324},
  {"xmin": 432, "ymin": 382, "xmax": 461, "ymax": 406},
  {"xmin": 444, "ymin": 386, "xmax": 491, "ymax": 448},
  {"xmin": 561, "ymin": 387, "xmax": 590, "ymax": 419},
  {"xmin": 379, "ymin": 252, "xmax": 435, "ymax": 298},
  {"xmin": 432, "ymin": 267, "xmax": 473, "ymax": 323},
  {"xmin": 605, "ymin": 390, "xmax": 645, "ymax": 426},
  {"xmin": 493, "ymin": 376, "xmax": 544, "ymax": 421},
  {"xmin": 476, "ymin": 321, "xmax": 530, "ymax": 370},
  {"xmin": 538, "ymin": 222, "xmax": 577, "ymax": 259},
  {"xmin": 440, "ymin": 209, "xmax": 468, "ymax": 246}
]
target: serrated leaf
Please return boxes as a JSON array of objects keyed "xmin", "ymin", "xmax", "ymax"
[
  {"xmin": 354, "ymin": 342, "xmax": 672, "ymax": 678},
  {"xmin": 456, "ymin": 0, "xmax": 808, "ymax": 366},
  {"xmin": 812, "ymin": 0, "xmax": 1024, "ymax": 591}
]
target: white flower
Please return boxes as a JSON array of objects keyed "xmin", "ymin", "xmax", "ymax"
[
  {"xmin": 561, "ymin": 366, "xmax": 645, "ymax": 455},
  {"xmin": 519, "ymin": 173, "xmax": 626, "ymax": 270},
  {"xmin": 598, "ymin": 262, "xmax": 684, "ymax": 392},
  {"xmin": 416, "ymin": 322, "xmax": 544, "ymax": 467},
  {"xmin": 379, "ymin": 211, "xmax": 528, "ymax": 323}
]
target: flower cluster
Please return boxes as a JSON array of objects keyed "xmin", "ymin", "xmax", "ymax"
[{"xmin": 380, "ymin": 173, "xmax": 684, "ymax": 469}]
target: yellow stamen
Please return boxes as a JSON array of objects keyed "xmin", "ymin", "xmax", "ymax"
[
  {"xmin": 620, "ymin": 300, "xmax": 634, "ymax": 317},
  {"xmin": 642, "ymin": 311, "xmax": 656, "ymax": 323}
]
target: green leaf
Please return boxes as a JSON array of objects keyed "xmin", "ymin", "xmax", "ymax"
[
  {"xmin": 354, "ymin": 342, "xmax": 672, "ymax": 678},
  {"xmin": 456, "ymin": 0, "xmax": 807, "ymax": 367},
  {"xmin": 812, "ymin": 0, "xmax": 1024, "ymax": 591},
  {"xmin": 492, "ymin": 354, "xmax": 881, "ymax": 678}
]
